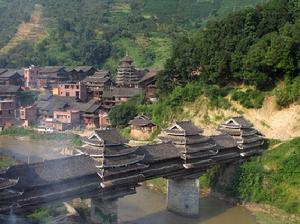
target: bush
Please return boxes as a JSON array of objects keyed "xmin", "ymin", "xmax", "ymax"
[
  {"xmin": 275, "ymin": 76, "xmax": 300, "ymax": 108},
  {"xmin": 231, "ymin": 89, "xmax": 265, "ymax": 108}
]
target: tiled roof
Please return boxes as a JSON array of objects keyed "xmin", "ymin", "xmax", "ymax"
[
  {"xmin": 65, "ymin": 66, "xmax": 95, "ymax": 73},
  {"xmin": 166, "ymin": 121, "xmax": 203, "ymax": 136},
  {"xmin": 222, "ymin": 116, "xmax": 253, "ymax": 128},
  {"xmin": 129, "ymin": 115, "xmax": 153, "ymax": 127},
  {"xmin": 137, "ymin": 143, "xmax": 181, "ymax": 162},
  {"xmin": 113, "ymin": 87, "xmax": 143, "ymax": 97},
  {"xmin": 93, "ymin": 129, "xmax": 128, "ymax": 145},
  {"xmin": 1, "ymin": 155, "xmax": 97, "ymax": 189},
  {"xmin": 0, "ymin": 70, "xmax": 22, "ymax": 78},
  {"xmin": 72, "ymin": 99, "xmax": 100, "ymax": 113},
  {"xmin": 37, "ymin": 66, "xmax": 65, "ymax": 73},
  {"xmin": 139, "ymin": 69, "xmax": 157, "ymax": 83},
  {"xmin": 0, "ymin": 85, "xmax": 20, "ymax": 94},
  {"xmin": 211, "ymin": 134, "xmax": 236, "ymax": 149}
]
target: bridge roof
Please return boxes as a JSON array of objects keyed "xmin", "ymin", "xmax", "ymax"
[
  {"xmin": 1, "ymin": 155, "xmax": 97, "ymax": 190},
  {"xmin": 92, "ymin": 129, "xmax": 128, "ymax": 146},
  {"xmin": 138, "ymin": 143, "xmax": 181, "ymax": 162},
  {"xmin": 212, "ymin": 134, "xmax": 236, "ymax": 149}
]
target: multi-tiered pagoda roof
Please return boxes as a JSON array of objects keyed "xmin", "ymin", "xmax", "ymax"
[
  {"xmin": 218, "ymin": 116, "xmax": 264, "ymax": 157},
  {"xmin": 161, "ymin": 121, "xmax": 218, "ymax": 171},
  {"xmin": 116, "ymin": 55, "xmax": 141, "ymax": 87},
  {"xmin": 76, "ymin": 129, "xmax": 147, "ymax": 190}
]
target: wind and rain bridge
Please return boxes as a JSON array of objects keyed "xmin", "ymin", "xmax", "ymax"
[{"xmin": 0, "ymin": 117, "xmax": 264, "ymax": 224}]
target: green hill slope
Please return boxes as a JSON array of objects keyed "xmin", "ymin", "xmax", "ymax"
[{"xmin": 0, "ymin": 0, "xmax": 265, "ymax": 68}]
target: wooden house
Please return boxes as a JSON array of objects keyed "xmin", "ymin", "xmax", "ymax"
[
  {"xmin": 129, "ymin": 115, "xmax": 156, "ymax": 140},
  {"xmin": 82, "ymin": 71, "xmax": 115, "ymax": 101},
  {"xmin": 0, "ymin": 70, "xmax": 23, "ymax": 86}
]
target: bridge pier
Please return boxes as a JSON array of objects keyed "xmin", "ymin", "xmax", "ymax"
[
  {"xmin": 91, "ymin": 199, "xmax": 118, "ymax": 224},
  {"xmin": 167, "ymin": 178, "xmax": 200, "ymax": 217}
]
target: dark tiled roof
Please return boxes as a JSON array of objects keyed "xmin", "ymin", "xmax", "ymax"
[
  {"xmin": 138, "ymin": 143, "xmax": 181, "ymax": 162},
  {"xmin": 93, "ymin": 129, "xmax": 128, "ymax": 145},
  {"xmin": 212, "ymin": 134, "xmax": 236, "ymax": 149},
  {"xmin": 1, "ymin": 155, "xmax": 97, "ymax": 189},
  {"xmin": 37, "ymin": 66, "xmax": 65, "ymax": 73},
  {"xmin": 36, "ymin": 96, "xmax": 77, "ymax": 112},
  {"xmin": 0, "ymin": 70, "xmax": 22, "ymax": 78},
  {"xmin": 72, "ymin": 99, "xmax": 100, "ymax": 113},
  {"xmin": 129, "ymin": 115, "xmax": 153, "ymax": 127},
  {"xmin": 0, "ymin": 69, "xmax": 8, "ymax": 74},
  {"xmin": 65, "ymin": 66, "xmax": 95, "ymax": 73},
  {"xmin": 0, "ymin": 85, "xmax": 20, "ymax": 94},
  {"xmin": 167, "ymin": 121, "xmax": 203, "ymax": 136},
  {"xmin": 139, "ymin": 69, "xmax": 157, "ymax": 83},
  {"xmin": 113, "ymin": 87, "xmax": 143, "ymax": 97},
  {"xmin": 223, "ymin": 116, "xmax": 253, "ymax": 128}
]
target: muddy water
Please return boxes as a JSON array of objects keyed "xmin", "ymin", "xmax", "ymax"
[
  {"xmin": 119, "ymin": 187, "xmax": 258, "ymax": 224},
  {"xmin": 0, "ymin": 137, "xmax": 258, "ymax": 224}
]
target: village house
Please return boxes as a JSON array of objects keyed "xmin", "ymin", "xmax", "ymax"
[
  {"xmin": 36, "ymin": 95, "xmax": 77, "ymax": 129},
  {"xmin": 53, "ymin": 82, "xmax": 87, "ymax": 102},
  {"xmin": 129, "ymin": 115, "xmax": 156, "ymax": 140},
  {"xmin": 0, "ymin": 70, "xmax": 23, "ymax": 86},
  {"xmin": 102, "ymin": 87, "xmax": 143, "ymax": 109},
  {"xmin": 36, "ymin": 94, "xmax": 101, "ymax": 130},
  {"xmin": 82, "ymin": 70, "xmax": 115, "ymax": 102},
  {"xmin": 72, "ymin": 99, "xmax": 102, "ymax": 129},
  {"xmin": 19, "ymin": 105, "xmax": 37, "ymax": 127},
  {"xmin": 52, "ymin": 110, "xmax": 80, "ymax": 131},
  {"xmin": 65, "ymin": 66, "xmax": 97, "ymax": 82},
  {"xmin": 24, "ymin": 66, "xmax": 69, "ymax": 89},
  {"xmin": 0, "ymin": 85, "xmax": 21, "ymax": 127}
]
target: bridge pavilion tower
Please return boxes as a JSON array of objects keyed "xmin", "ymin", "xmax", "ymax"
[
  {"xmin": 76, "ymin": 129, "xmax": 147, "ymax": 224},
  {"xmin": 161, "ymin": 121, "xmax": 218, "ymax": 217},
  {"xmin": 218, "ymin": 116, "xmax": 264, "ymax": 158}
]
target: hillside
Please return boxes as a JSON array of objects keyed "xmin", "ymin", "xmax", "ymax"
[
  {"xmin": 0, "ymin": 0, "xmax": 265, "ymax": 68},
  {"xmin": 0, "ymin": 4, "xmax": 46, "ymax": 55},
  {"xmin": 183, "ymin": 95, "xmax": 300, "ymax": 140}
]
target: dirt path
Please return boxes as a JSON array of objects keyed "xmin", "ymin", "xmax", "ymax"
[{"xmin": 0, "ymin": 4, "xmax": 46, "ymax": 55}]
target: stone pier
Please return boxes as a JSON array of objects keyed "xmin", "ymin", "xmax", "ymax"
[
  {"xmin": 91, "ymin": 199, "xmax": 118, "ymax": 224},
  {"xmin": 167, "ymin": 178, "xmax": 200, "ymax": 217}
]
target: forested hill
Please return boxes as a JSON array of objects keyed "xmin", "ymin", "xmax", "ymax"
[{"xmin": 0, "ymin": 0, "xmax": 264, "ymax": 69}]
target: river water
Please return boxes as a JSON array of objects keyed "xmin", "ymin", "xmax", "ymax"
[{"xmin": 0, "ymin": 137, "xmax": 258, "ymax": 224}]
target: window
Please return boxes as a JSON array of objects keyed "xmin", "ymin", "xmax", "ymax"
[
  {"xmin": 0, "ymin": 111, "xmax": 2, "ymax": 115},
  {"xmin": 66, "ymin": 92, "xmax": 70, "ymax": 97}
]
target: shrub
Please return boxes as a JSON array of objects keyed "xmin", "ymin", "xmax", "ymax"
[
  {"xmin": 275, "ymin": 76, "xmax": 300, "ymax": 108},
  {"xmin": 231, "ymin": 89, "xmax": 265, "ymax": 108}
]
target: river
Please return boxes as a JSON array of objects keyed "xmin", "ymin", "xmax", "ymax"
[{"xmin": 0, "ymin": 137, "xmax": 258, "ymax": 224}]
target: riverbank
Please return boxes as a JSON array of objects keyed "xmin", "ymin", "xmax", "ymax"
[
  {"xmin": 0, "ymin": 127, "xmax": 82, "ymax": 145},
  {"xmin": 0, "ymin": 155, "xmax": 16, "ymax": 169}
]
